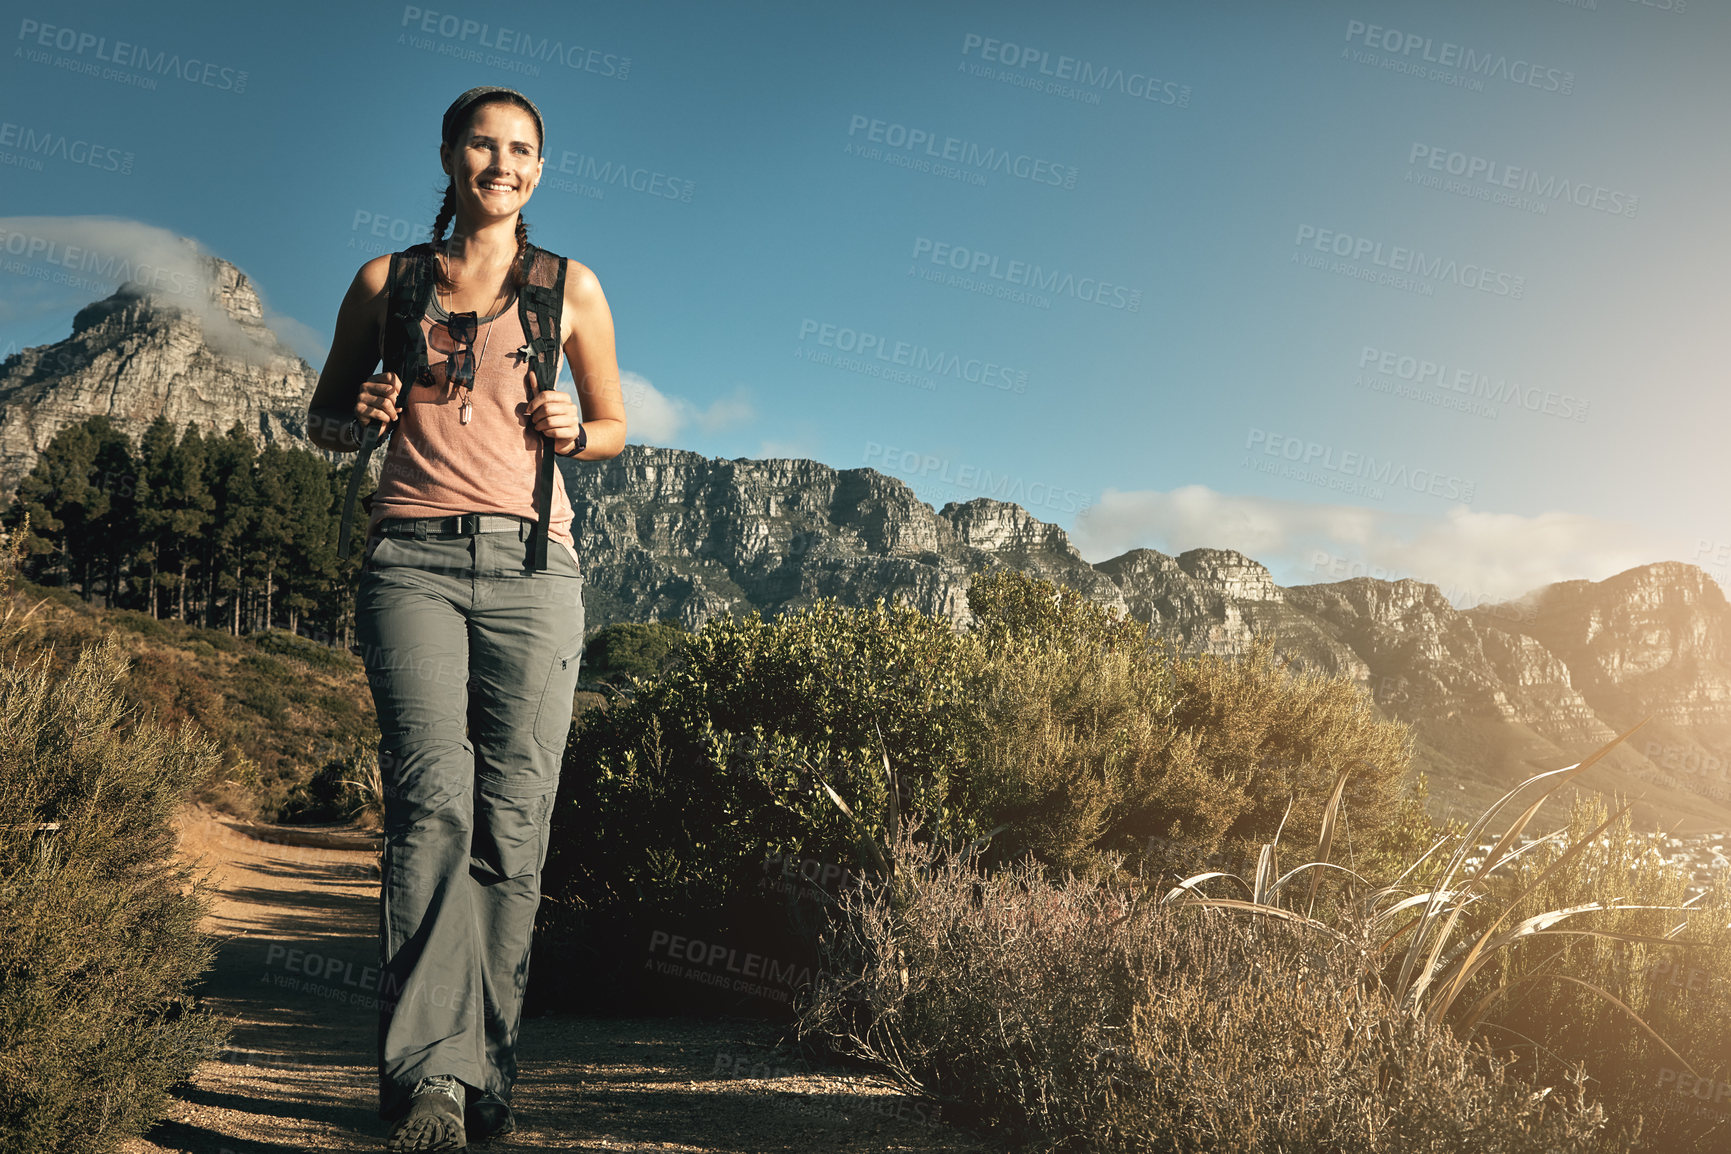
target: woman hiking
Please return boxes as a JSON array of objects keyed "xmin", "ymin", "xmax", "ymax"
[{"xmin": 306, "ymin": 85, "xmax": 625, "ymax": 1150}]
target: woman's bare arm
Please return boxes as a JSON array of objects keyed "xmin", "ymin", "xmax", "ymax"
[
  {"xmin": 306, "ymin": 256, "xmax": 395, "ymax": 452},
  {"xmin": 526, "ymin": 258, "xmax": 626, "ymax": 459}
]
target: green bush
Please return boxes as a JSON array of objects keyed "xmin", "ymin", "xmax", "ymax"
[
  {"xmin": 278, "ymin": 739, "xmax": 381, "ymax": 827},
  {"xmin": 109, "ymin": 609, "xmax": 167, "ymax": 639},
  {"xmin": 963, "ymin": 568, "xmax": 1418, "ymax": 877},
  {"xmin": 0, "ymin": 631, "xmax": 229, "ymax": 1153},
  {"xmin": 538, "ymin": 569, "xmax": 1425, "ymax": 1013},
  {"xmin": 581, "ymin": 620, "xmax": 687, "ymax": 685},
  {"xmin": 252, "ymin": 627, "xmax": 351, "ymax": 672},
  {"xmin": 548, "ymin": 597, "xmax": 980, "ymax": 920},
  {"xmin": 190, "ymin": 627, "xmax": 238, "ymax": 653}
]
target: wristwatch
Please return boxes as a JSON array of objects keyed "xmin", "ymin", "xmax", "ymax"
[{"xmin": 559, "ymin": 423, "xmax": 587, "ymax": 458}]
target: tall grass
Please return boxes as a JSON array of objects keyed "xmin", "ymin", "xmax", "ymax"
[{"xmin": 801, "ymin": 718, "xmax": 1730, "ymax": 1150}]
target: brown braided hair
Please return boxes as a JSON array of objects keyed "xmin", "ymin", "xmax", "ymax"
[{"xmin": 430, "ymin": 93, "xmax": 541, "ymax": 295}]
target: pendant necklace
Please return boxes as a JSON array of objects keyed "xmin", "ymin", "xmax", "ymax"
[
  {"xmin": 456, "ymin": 319, "xmax": 498, "ymax": 426},
  {"xmin": 437, "ymin": 240, "xmax": 505, "ymax": 426}
]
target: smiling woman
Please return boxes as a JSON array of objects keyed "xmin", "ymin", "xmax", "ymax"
[{"xmin": 303, "ymin": 85, "xmax": 626, "ymax": 1154}]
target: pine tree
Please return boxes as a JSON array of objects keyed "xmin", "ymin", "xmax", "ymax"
[
  {"xmin": 3, "ymin": 445, "xmax": 67, "ymax": 584},
  {"xmin": 276, "ymin": 450, "xmax": 340, "ymax": 638},
  {"xmin": 7, "ymin": 417, "xmax": 131, "ymax": 598},
  {"xmin": 205, "ymin": 422, "xmax": 258, "ymax": 634},
  {"xmin": 244, "ymin": 445, "xmax": 291, "ymax": 631},
  {"xmin": 161, "ymin": 425, "xmax": 215, "ymax": 624},
  {"xmin": 135, "ymin": 417, "xmax": 177, "ymax": 618},
  {"xmin": 90, "ymin": 420, "xmax": 142, "ymax": 609}
]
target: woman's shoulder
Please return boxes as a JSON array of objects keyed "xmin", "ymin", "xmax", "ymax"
[
  {"xmin": 354, "ymin": 253, "xmax": 393, "ymax": 292},
  {"xmin": 554, "ymin": 255, "xmax": 604, "ymax": 303},
  {"xmin": 352, "ymin": 244, "xmax": 444, "ymax": 293}
]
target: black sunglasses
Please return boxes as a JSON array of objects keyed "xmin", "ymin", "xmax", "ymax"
[{"xmin": 443, "ymin": 311, "xmax": 479, "ymax": 390}]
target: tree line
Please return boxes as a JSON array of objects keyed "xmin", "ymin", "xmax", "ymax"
[{"xmin": 1, "ymin": 414, "xmax": 364, "ymax": 647}]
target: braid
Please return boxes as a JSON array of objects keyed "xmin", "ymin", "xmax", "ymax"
[
  {"xmin": 510, "ymin": 214, "xmax": 531, "ymax": 293},
  {"xmin": 430, "ymin": 181, "xmax": 457, "ymax": 292}
]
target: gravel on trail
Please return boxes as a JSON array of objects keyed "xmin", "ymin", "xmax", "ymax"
[{"xmin": 122, "ymin": 805, "xmax": 992, "ymax": 1154}]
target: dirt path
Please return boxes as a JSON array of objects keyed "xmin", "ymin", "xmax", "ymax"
[{"xmin": 124, "ymin": 806, "xmax": 991, "ymax": 1154}]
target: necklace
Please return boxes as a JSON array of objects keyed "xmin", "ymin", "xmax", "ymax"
[{"xmin": 455, "ymin": 317, "xmax": 497, "ymax": 425}]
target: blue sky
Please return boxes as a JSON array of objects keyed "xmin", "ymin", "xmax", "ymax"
[{"xmin": 2, "ymin": 0, "xmax": 1727, "ymax": 604}]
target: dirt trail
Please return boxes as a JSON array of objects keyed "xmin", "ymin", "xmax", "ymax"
[{"xmin": 124, "ymin": 806, "xmax": 990, "ymax": 1154}]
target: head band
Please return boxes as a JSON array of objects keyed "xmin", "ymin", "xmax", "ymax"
[{"xmin": 442, "ymin": 86, "xmax": 545, "ymax": 150}]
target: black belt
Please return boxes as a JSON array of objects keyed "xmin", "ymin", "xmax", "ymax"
[{"xmin": 377, "ymin": 513, "xmax": 531, "ymax": 539}]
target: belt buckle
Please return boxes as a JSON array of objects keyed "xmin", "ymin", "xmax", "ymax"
[{"xmin": 459, "ymin": 513, "xmax": 481, "ymax": 535}]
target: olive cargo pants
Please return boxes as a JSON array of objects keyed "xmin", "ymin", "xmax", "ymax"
[{"xmin": 354, "ymin": 515, "xmax": 585, "ymax": 1121}]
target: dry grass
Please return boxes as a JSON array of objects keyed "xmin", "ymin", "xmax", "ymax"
[
  {"xmin": 798, "ymin": 828, "xmax": 1618, "ymax": 1152},
  {"xmin": 0, "ymin": 513, "xmax": 231, "ymax": 1154}
]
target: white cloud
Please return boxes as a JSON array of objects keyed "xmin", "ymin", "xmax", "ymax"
[
  {"xmin": 755, "ymin": 437, "xmax": 823, "ymax": 460},
  {"xmin": 567, "ymin": 368, "xmax": 752, "ymax": 446},
  {"xmin": 0, "ymin": 215, "xmax": 322, "ymax": 365},
  {"xmin": 1072, "ymin": 486, "xmax": 1698, "ymax": 605},
  {"xmin": 262, "ymin": 310, "xmax": 328, "ymax": 366}
]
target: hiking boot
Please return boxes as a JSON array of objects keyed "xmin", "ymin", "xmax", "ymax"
[
  {"xmin": 466, "ymin": 1092, "xmax": 516, "ymax": 1144},
  {"xmin": 387, "ymin": 1075, "xmax": 467, "ymax": 1151}
]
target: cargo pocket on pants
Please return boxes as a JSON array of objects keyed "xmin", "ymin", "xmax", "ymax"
[{"xmin": 533, "ymin": 632, "xmax": 584, "ymax": 754}]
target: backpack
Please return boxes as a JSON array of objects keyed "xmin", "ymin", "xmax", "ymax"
[{"xmin": 337, "ymin": 241, "xmax": 569, "ymax": 571}]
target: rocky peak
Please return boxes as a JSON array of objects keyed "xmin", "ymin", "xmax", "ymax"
[
  {"xmin": 942, "ymin": 498, "xmax": 1081, "ymax": 557},
  {"xmin": 564, "ymin": 447, "xmax": 1118, "ymax": 632},
  {"xmin": 0, "ymin": 256, "xmax": 323, "ymax": 495},
  {"xmin": 1493, "ymin": 562, "xmax": 1731, "ymax": 735},
  {"xmin": 1176, "ymin": 548, "xmax": 1283, "ymax": 603}
]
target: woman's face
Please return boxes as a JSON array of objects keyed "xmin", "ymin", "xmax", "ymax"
[{"xmin": 440, "ymin": 101, "xmax": 544, "ymax": 226}]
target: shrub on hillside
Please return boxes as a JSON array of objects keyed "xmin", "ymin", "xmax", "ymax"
[
  {"xmin": 964, "ymin": 568, "xmax": 1419, "ymax": 877},
  {"xmin": 538, "ymin": 597, "xmax": 981, "ymax": 1011},
  {"xmin": 539, "ymin": 570, "xmax": 1426, "ymax": 1013},
  {"xmin": 252, "ymin": 627, "xmax": 354, "ymax": 672},
  {"xmin": 0, "ymin": 540, "xmax": 228, "ymax": 1153},
  {"xmin": 581, "ymin": 620, "xmax": 687, "ymax": 686},
  {"xmin": 546, "ymin": 597, "xmax": 978, "ymax": 916}
]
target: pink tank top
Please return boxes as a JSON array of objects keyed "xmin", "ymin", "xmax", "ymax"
[{"xmin": 366, "ymin": 295, "xmax": 578, "ymax": 567}]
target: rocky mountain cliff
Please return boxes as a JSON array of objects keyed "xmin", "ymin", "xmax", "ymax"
[
  {"xmin": 8, "ymin": 270, "xmax": 1728, "ymax": 831},
  {"xmin": 0, "ymin": 250, "xmax": 323, "ymax": 492}
]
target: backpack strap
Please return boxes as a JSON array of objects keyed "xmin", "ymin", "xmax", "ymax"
[
  {"xmin": 517, "ymin": 244, "xmax": 567, "ymax": 572},
  {"xmin": 336, "ymin": 244, "xmax": 437, "ymax": 561},
  {"xmin": 383, "ymin": 242, "xmax": 439, "ymax": 393}
]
